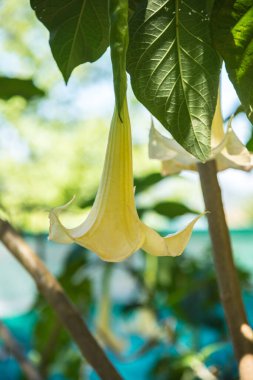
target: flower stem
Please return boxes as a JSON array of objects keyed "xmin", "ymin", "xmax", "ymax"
[
  {"xmin": 197, "ymin": 160, "xmax": 253, "ymax": 379},
  {"xmin": 0, "ymin": 219, "xmax": 122, "ymax": 380}
]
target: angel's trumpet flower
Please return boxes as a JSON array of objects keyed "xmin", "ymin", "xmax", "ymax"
[
  {"xmin": 49, "ymin": 99, "xmax": 202, "ymax": 262},
  {"xmin": 149, "ymin": 91, "xmax": 253, "ymax": 175}
]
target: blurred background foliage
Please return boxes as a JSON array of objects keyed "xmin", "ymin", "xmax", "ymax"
[{"xmin": 0, "ymin": 1, "xmax": 253, "ymax": 380}]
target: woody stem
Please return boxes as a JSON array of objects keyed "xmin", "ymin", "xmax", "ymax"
[
  {"xmin": 0, "ymin": 219, "xmax": 122, "ymax": 380},
  {"xmin": 197, "ymin": 160, "xmax": 253, "ymax": 380}
]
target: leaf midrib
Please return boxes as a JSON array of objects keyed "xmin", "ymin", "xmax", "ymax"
[{"xmin": 175, "ymin": 0, "xmax": 206, "ymax": 156}]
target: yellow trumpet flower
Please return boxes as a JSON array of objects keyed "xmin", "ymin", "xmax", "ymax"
[
  {"xmin": 49, "ymin": 99, "xmax": 202, "ymax": 262},
  {"xmin": 149, "ymin": 92, "xmax": 253, "ymax": 175}
]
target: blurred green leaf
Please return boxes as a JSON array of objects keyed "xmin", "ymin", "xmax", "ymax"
[
  {"xmin": 246, "ymin": 128, "xmax": 253, "ymax": 152},
  {"xmin": 30, "ymin": 0, "xmax": 109, "ymax": 82},
  {"xmin": 212, "ymin": 0, "xmax": 253, "ymax": 123},
  {"xmin": 0, "ymin": 77, "xmax": 45, "ymax": 100},
  {"xmin": 152, "ymin": 342, "xmax": 224, "ymax": 380},
  {"xmin": 34, "ymin": 247, "xmax": 91, "ymax": 378},
  {"xmin": 153, "ymin": 201, "xmax": 198, "ymax": 219},
  {"xmin": 134, "ymin": 173, "xmax": 163, "ymax": 193},
  {"xmin": 138, "ymin": 200, "xmax": 198, "ymax": 219},
  {"xmin": 127, "ymin": 0, "xmax": 221, "ymax": 161}
]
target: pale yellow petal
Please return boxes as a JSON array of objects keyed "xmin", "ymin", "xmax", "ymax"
[
  {"xmin": 149, "ymin": 121, "xmax": 179, "ymax": 160},
  {"xmin": 49, "ymin": 99, "xmax": 144, "ymax": 262},
  {"xmin": 211, "ymin": 88, "xmax": 224, "ymax": 148},
  {"xmin": 161, "ymin": 160, "xmax": 196, "ymax": 175},
  {"xmin": 50, "ymin": 99, "xmax": 201, "ymax": 262},
  {"xmin": 149, "ymin": 122, "xmax": 196, "ymax": 165},
  {"xmin": 49, "ymin": 197, "xmax": 75, "ymax": 244},
  {"xmin": 141, "ymin": 214, "xmax": 203, "ymax": 257},
  {"xmin": 216, "ymin": 120, "xmax": 253, "ymax": 171},
  {"xmin": 148, "ymin": 90, "xmax": 253, "ymax": 175}
]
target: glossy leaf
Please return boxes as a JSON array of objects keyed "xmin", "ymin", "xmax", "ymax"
[
  {"xmin": 127, "ymin": 0, "xmax": 221, "ymax": 161},
  {"xmin": 0, "ymin": 77, "xmax": 45, "ymax": 100},
  {"xmin": 212, "ymin": 0, "xmax": 253, "ymax": 123},
  {"xmin": 30, "ymin": 0, "xmax": 109, "ymax": 82}
]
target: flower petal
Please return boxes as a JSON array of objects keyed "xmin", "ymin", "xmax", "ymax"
[
  {"xmin": 141, "ymin": 214, "xmax": 204, "ymax": 257},
  {"xmin": 211, "ymin": 88, "xmax": 224, "ymax": 148},
  {"xmin": 49, "ymin": 99, "xmax": 202, "ymax": 262},
  {"xmin": 49, "ymin": 100, "xmax": 144, "ymax": 262},
  {"xmin": 161, "ymin": 160, "xmax": 196, "ymax": 175},
  {"xmin": 216, "ymin": 120, "xmax": 253, "ymax": 171},
  {"xmin": 149, "ymin": 121, "xmax": 178, "ymax": 160},
  {"xmin": 149, "ymin": 122, "xmax": 196, "ymax": 165},
  {"xmin": 49, "ymin": 197, "xmax": 75, "ymax": 244},
  {"xmin": 149, "ymin": 100, "xmax": 253, "ymax": 174}
]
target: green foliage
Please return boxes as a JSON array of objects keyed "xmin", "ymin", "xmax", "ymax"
[
  {"xmin": 0, "ymin": 77, "xmax": 45, "ymax": 100},
  {"xmin": 120, "ymin": 250, "xmax": 250, "ymax": 379},
  {"xmin": 138, "ymin": 199, "xmax": 198, "ymax": 218},
  {"xmin": 109, "ymin": 0, "xmax": 129, "ymax": 113},
  {"xmin": 246, "ymin": 127, "xmax": 253, "ymax": 151},
  {"xmin": 34, "ymin": 248, "xmax": 91, "ymax": 379},
  {"xmin": 27, "ymin": 0, "xmax": 253, "ymax": 159},
  {"xmin": 0, "ymin": 111, "xmax": 110, "ymax": 232},
  {"xmin": 212, "ymin": 0, "xmax": 253, "ymax": 123},
  {"xmin": 30, "ymin": 0, "xmax": 110, "ymax": 82},
  {"xmin": 134, "ymin": 172, "xmax": 163, "ymax": 193},
  {"xmin": 1, "ymin": 3, "xmax": 253, "ymax": 379},
  {"xmin": 127, "ymin": 0, "xmax": 221, "ymax": 161},
  {"xmin": 151, "ymin": 343, "xmax": 223, "ymax": 380},
  {"xmin": 157, "ymin": 254, "xmax": 223, "ymax": 327},
  {"xmin": 152, "ymin": 201, "xmax": 197, "ymax": 219}
]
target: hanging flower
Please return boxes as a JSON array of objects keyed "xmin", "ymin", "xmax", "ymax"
[
  {"xmin": 49, "ymin": 99, "xmax": 202, "ymax": 262},
  {"xmin": 149, "ymin": 92, "xmax": 253, "ymax": 175}
]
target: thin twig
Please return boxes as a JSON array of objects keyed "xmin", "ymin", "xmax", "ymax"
[
  {"xmin": 0, "ymin": 219, "xmax": 122, "ymax": 380},
  {"xmin": 198, "ymin": 160, "xmax": 253, "ymax": 380},
  {"xmin": 0, "ymin": 321, "xmax": 43, "ymax": 380}
]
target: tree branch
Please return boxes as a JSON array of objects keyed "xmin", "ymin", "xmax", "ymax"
[
  {"xmin": 0, "ymin": 219, "xmax": 122, "ymax": 380},
  {"xmin": 198, "ymin": 160, "xmax": 253, "ymax": 380}
]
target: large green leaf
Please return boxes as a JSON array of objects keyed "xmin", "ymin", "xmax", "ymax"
[
  {"xmin": 212, "ymin": 0, "xmax": 253, "ymax": 123},
  {"xmin": 127, "ymin": 0, "xmax": 221, "ymax": 161},
  {"xmin": 30, "ymin": 0, "xmax": 109, "ymax": 82},
  {"xmin": 0, "ymin": 77, "xmax": 45, "ymax": 100}
]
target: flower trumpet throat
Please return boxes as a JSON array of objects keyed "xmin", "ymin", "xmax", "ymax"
[{"xmin": 49, "ymin": 99, "xmax": 202, "ymax": 262}]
